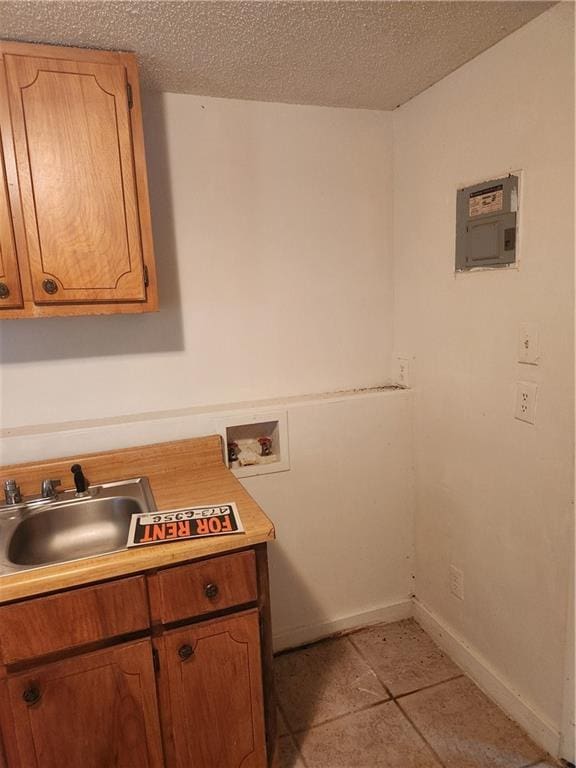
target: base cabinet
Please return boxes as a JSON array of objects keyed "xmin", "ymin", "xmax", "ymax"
[
  {"xmin": 0, "ymin": 547, "xmax": 274, "ymax": 768},
  {"xmin": 3, "ymin": 640, "xmax": 163, "ymax": 768},
  {"xmin": 158, "ymin": 610, "xmax": 267, "ymax": 768}
]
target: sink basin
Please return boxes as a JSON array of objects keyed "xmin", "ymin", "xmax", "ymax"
[
  {"xmin": 8, "ymin": 496, "xmax": 141, "ymax": 566},
  {"xmin": 0, "ymin": 477, "xmax": 156, "ymax": 575}
]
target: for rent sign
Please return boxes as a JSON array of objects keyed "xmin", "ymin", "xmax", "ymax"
[{"xmin": 126, "ymin": 503, "xmax": 244, "ymax": 547}]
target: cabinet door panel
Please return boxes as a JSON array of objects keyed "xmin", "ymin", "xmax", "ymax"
[
  {"xmin": 4, "ymin": 53, "xmax": 146, "ymax": 304},
  {"xmin": 5, "ymin": 639, "xmax": 164, "ymax": 768},
  {"xmin": 159, "ymin": 609, "xmax": 267, "ymax": 768},
  {"xmin": 0, "ymin": 135, "xmax": 22, "ymax": 309}
]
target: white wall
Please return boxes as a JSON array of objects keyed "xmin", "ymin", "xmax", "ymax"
[
  {"xmin": 392, "ymin": 1, "xmax": 574, "ymax": 742},
  {"xmin": 0, "ymin": 95, "xmax": 394, "ymax": 429}
]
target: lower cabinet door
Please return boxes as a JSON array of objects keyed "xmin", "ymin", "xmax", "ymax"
[
  {"xmin": 4, "ymin": 639, "xmax": 164, "ymax": 768},
  {"xmin": 158, "ymin": 609, "xmax": 267, "ymax": 768}
]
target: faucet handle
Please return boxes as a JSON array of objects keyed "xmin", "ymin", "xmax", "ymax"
[
  {"xmin": 41, "ymin": 478, "xmax": 61, "ymax": 499},
  {"xmin": 71, "ymin": 464, "xmax": 88, "ymax": 495},
  {"xmin": 3, "ymin": 479, "xmax": 22, "ymax": 505}
]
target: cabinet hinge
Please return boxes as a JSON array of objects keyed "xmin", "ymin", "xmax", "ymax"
[
  {"xmin": 152, "ymin": 648, "xmax": 160, "ymax": 673},
  {"xmin": 127, "ymin": 82, "xmax": 133, "ymax": 110},
  {"xmin": 143, "ymin": 264, "xmax": 149, "ymax": 288}
]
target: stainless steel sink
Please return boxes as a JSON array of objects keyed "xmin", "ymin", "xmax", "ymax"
[{"xmin": 0, "ymin": 478, "xmax": 156, "ymax": 576}]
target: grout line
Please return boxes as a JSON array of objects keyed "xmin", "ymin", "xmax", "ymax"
[
  {"xmin": 346, "ymin": 634, "xmax": 395, "ymax": 700},
  {"xmin": 348, "ymin": 631, "xmax": 467, "ymax": 702},
  {"xmin": 286, "ymin": 732, "xmax": 310, "ymax": 768},
  {"xmin": 276, "ymin": 698, "xmax": 311, "ymax": 768},
  {"xmin": 393, "ymin": 674, "xmax": 466, "ymax": 700},
  {"xmin": 290, "ymin": 699, "xmax": 393, "ymax": 736},
  {"xmin": 394, "ymin": 698, "xmax": 449, "ymax": 768},
  {"xmin": 277, "ymin": 699, "xmax": 294, "ymax": 737}
]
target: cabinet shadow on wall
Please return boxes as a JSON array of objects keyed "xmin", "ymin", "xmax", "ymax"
[{"xmin": 0, "ymin": 91, "xmax": 184, "ymax": 364}]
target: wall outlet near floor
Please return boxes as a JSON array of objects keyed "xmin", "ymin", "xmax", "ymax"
[
  {"xmin": 514, "ymin": 381, "xmax": 538, "ymax": 424},
  {"xmin": 449, "ymin": 565, "xmax": 465, "ymax": 600}
]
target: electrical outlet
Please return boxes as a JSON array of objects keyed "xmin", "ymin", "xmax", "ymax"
[
  {"xmin": 515, "ymin": 381, "xmax": 538, "ymax": 424},
  {"xmin": 518, "ymin": 323, "xmax": 540, "ymax": 365},
  {"xmin": 396, "ymin": 357, "xmax": 411, "ymax": 387},
  {"xmin": 449, "ymin": 565, "xmax": 464, "ymax": 600}
]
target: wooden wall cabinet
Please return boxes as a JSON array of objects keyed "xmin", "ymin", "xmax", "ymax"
[
  {"xmin": 0, "ymin": 41, "xmax": 158, "ymax": 318},
  {"xmin": 0, "ymin": 547, "xmax": 274, "ymax": 768}
]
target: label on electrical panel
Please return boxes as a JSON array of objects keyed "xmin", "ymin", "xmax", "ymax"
[{"xmin": 469, "ymin": 185, "xmax": 504, "ymax": 217}]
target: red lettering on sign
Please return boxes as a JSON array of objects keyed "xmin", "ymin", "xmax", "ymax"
[
  {"xmin": 166, "ymin": 523, "xmax": 177, "ymax": 539},
  {"xmin": 196, "ymin": 519, "xmax": 210, "ymax": 535},
  {"xmin": 208, "ymin": 518, "xmax": 222, "ymax": 533},
  {"xmin": 139, "ymin": 525, "xmax": 154, "ymax": 542},
  {"xmin": 152, "ymin": 524, "xmax": 166, "ymax": 541},
  {"xmin": 220, "ymin": 516, "xmax": 233, "ymax": 532}
]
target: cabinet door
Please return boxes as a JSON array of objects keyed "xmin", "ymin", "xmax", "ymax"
[
  {"xmin": 4, "ymin": 639, "xmax": 164, "ymax": 768},
  {"xmin": 158, "ymin": 609, "xmax": 267, "ymax": 768},
  {"xmin": 3, "ymin": 51, "xmax": 147, "ymax": 305},
  {"xmin": 0, "ymin": 132, "xmax": 22, "ymax": 309}
]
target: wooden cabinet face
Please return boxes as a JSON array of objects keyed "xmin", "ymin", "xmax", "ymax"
[
  {"xmin": 158, "ymin": 610, "xmax": 267, "ymax": 768},
  {"xmin": 5, "ymin": 639, "xmax": 164, "ymax": 768},
  {"xmin": 3, "ymin": 53, "xmax": 147, "ymax": 305},
  {"xmin": 0, "ymin": 138, "xmax": 22, "ymax": 309}
]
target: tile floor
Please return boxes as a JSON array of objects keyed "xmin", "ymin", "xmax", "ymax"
[{"xmin": 273, "ymin": 619, "xmax": 559, "ymax": 768}]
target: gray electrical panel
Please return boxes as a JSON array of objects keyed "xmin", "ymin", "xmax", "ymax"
[{"xmin": 455, "ymin": 175, "xmax": 518, "ymax": 271}]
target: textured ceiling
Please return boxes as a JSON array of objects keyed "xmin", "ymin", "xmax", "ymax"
[{"xmin": 0, "ymin": 1, "xmax": 555, "ymax": 110}]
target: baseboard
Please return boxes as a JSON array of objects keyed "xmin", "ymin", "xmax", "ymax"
[
  {"xmin": 272, "ymin": 598, "xmax": 413, "ymax": 653},
  {"xmin": 413, "ymin": 599, "xmax": 561, "ymax": 758}
]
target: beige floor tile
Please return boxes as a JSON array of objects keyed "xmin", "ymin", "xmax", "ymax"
[
  {"xmin": 274, "ymin": 736, "xmax": 306, "ymax": 768},
  {"xmin": 275, "ymin": 637, "xmax": 389, "ymax": 731},
  {"xmin": 399, "ymin": 676, "xmax": 544, "ymax": 768},
  {"xmin": 350, "ymin": 618, "xmax": 461, "ymax": 695},
  {"xmin": 296, "ymin": 700, "xmax": 442, "ymax": 768}
]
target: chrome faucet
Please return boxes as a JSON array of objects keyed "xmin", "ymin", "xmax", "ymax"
[
  {"xmin": 41, "ymin": 478, "xmax": 61, "ymax": 499},
  {"xmin": 3, "ymin": 480, "xmax": 22, "ymax": 506}
]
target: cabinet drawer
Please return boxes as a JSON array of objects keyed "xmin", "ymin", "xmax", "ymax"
[
  {"xmin": 152, "ymin": 550, "xmax": 258, "ymax": 624},
  {"xmin": 0, "ymin": 576, "xmax": 149, "ymax": 664}
]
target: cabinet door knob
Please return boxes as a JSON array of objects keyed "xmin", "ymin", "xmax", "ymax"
[
  {"xmin": 178, "ymin": 644, "xmax": 194, "ymax": 661},
  {"xmin": 22, "ymin": 685, "xmax": 41, "ymax": 705},
  {"xmin": 0, "ymin": 283, "xmax": 10, "ymax": 299},
  {"xmin": 42, "ymin": 279, "xmax": 58, "ymax": 294},
  {"xmin": 204, "ymin": 583, "xmax": 219, "ymax": 599}
]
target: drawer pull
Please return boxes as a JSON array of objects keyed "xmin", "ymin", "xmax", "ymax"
[
  {"xmin": 23, "ymin": 684, "xmax": 41, "ymax": 705},
  {"xmin": 204, "ymin": 583, "xmax": 219, "ymax": 599},
  {"xmin": 0, "ymin": 283, "xmax": 10, "ymax": 299},
  {"xmin": 178, "ymin": 644, "xmax": 194, "ymax": 661}
]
